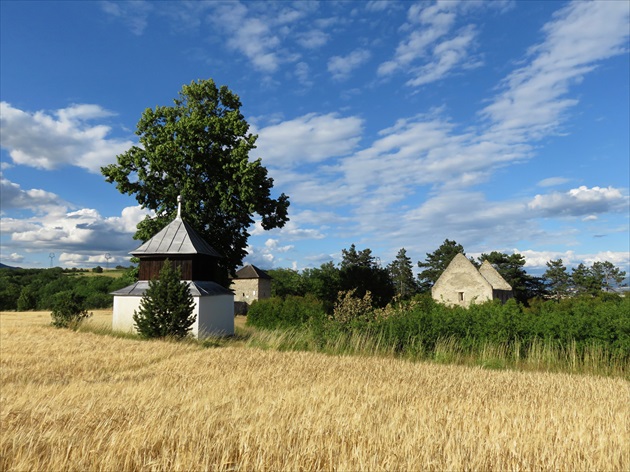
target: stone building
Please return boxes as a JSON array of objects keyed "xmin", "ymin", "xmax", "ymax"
[
  {"xmin": 231, "ymin": 264, "xmax": 272, "ymax": 304},
  {"xmin": 432, "ymin": 253, "xmax": 513, "ymax": 307},
  {"xmin": 111, "ymin": 197, "xmax": 234, "ymax": 337}
]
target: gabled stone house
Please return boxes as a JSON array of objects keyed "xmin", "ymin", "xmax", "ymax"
[
  {"xmin": 231, "ymin": 264, "xmax": 272, "ymax": 304},
  {"xmin": 111, "ymin": 197, "xmax": 234, "ymax": 337},
  {"xmin": 432, "ymin": 253, "xmax": 513, "ymax": 307}
]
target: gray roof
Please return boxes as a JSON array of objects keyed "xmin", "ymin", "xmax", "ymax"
[
  {"xmin": 112, "ymin": 280, "xmax": 233, "ymax": 297},
  {"xmin": 479, "ymin": 260, "xmax": 512, "ymax": 291},
  {"xmin": 233, "ymin": 264, "xmax": 272, "ymax": 279},
  {"xmin": 131, "ymin": 217, "xmax": 222, "ymax": 258}
]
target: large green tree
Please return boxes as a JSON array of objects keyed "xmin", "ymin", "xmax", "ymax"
[
  {"xmin": 102, "ymin": 79, "xmax": 290, "ymax": 287},
  {"xmin": 417, "ymin": 239, "xmax": 465, "ymax": 292}
]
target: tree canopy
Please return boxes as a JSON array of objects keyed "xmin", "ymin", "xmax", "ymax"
[
  {"xmin": 102, "ymin": 79, "xmax": 290, "ymax": 286},
  {"xmin": 417, "ymin": 239, "xmax": 465, "ymax": 292}
]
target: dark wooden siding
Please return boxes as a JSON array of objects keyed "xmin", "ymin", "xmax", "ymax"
[{"xmin": 139, "ymin": 255, "xmax": 219, "ymax": 281}]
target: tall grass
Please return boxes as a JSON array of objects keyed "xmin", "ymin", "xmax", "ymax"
[
  {"xmin": 237, "ymin": 324, "xmax": 629, "ymax": 377},
  {"xmin": 2, "ymin": 312, "xmax": 629, "ymax": 471}
]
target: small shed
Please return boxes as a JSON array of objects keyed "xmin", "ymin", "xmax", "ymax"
[
  {"xmin": 231, "ymin": 264, "xmax": 272, "ymax": 304},
  {"xmin": 112, "ymin": 197, "xmax": 234, "ymax": 337},
  {"xmin": 432, "ymin": 254, "xmax": 513, "ymax": 307}
]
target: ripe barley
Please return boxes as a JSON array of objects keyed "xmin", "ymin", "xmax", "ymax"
[{"xmin": 1, "ymin": 312, "xmax": 628, "ymax": 471}]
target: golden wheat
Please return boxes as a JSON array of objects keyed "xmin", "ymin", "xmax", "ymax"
[{"xmin": 1, "ymin": 312, "xmax": 628, "ymax": 471}]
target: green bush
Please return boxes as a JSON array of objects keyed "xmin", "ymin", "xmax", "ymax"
[
  {"xmin": 247, "ymin": 295, "xmax": 326, "ymax": 330},
  {"xmin": 50, "ymin": 291, "xmax": 91, "ymax": 328},
  {"xmin": 132, "ymin": 262, "xmax": 196, "ymax": 339}
]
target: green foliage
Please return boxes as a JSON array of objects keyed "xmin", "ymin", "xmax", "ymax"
[
  {"xmin": 267, "ymin": 268, "xmax": 306, "ymax": 298},
  {"xmin": 544, "ymin": 259, "xmax": 571, "ymax": 299},
  {"xmin": 17, "ymin": 286, "xmax": 36, "ymax": 311},
  {"xmin": 338, "ymin": 244, "xmax": 395, "ymax": 308},
  {"xmin": 133, "ymin": 262, "xmax": 196, "ymax": 339},
  {"xmin": 332, "ymin": 290, "xmax": 376, "ymax": 326},
  {"xmin": 0, "ymin": 267, "xmax": 138, "ymax": 311},
  {"xmin": 387, "ymin": 248, "xmax": 418, "ymax": 299},
  {"xmin": 50, "ymin": 291, "xmax": 91, "ymax": 328},
  {"xmin": 92, "ymin": 266, "xmax": 103, "ymax": 273},
  {"xmin": 417, "ymin": 239, "xmax": 465, "ymax": 292},
  {"xmin": 247, "ymin": 288, "xmax": 629, "ymax": 367},
  {"xmin": 478, "ymin": 251, "xmax": 541, "ymax": 303},
  {"xmin": 302, "ymin": 262, "xmax": 342, "ymax": 313},
  {"xmin": 247, "ymin": 295, "xmax": 326, "ymax": 330},
  {"xmin": 101, "ymin": 78, "xmax": 290, "ymax": 287}
]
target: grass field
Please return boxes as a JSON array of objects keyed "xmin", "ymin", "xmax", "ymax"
[
  {"xmin": 64, "ymin": 268, "xmax": 127, "ymax": 278},
  {"xmin": 1, "ymin": 311, "xmax": 629, "ymax": 471}
]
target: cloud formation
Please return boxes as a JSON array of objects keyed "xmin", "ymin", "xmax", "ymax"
[{"xmin": 0, "ymin": 102, "xmax": 133, "ymax": 173}]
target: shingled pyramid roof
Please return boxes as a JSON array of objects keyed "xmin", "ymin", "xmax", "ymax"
[
  {"xmin": 233, "ymin": 264, "xmax": 272, "ymax": 279},
  {"xmin": 131, "ymin": 195, "xmax": 221, "ymax": 257},
  {"xmin": 131, "ymin": 215, "xmax": 222, "ymax": 258}
]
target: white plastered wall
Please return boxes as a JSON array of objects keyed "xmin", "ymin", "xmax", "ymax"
[
  {"xmin": 112, "ymin": 294, "xmax": 234, "ymax": 338},
  {"xmin": 432, "ymin": 254, "xmax": 493, "ymax": 307}
]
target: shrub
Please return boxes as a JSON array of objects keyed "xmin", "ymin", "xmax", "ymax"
[
  {"xmin": 92, "ymin": 266, "xmax": 103, "ymax": 273},
  {"xmin": 50, "ymin": 291, "xmax": 91, "ymax": 328},
  {"xmin": 132, "ymin": 262, "xmax": 196, "ymax": 339},
  {"xmin": 331, "ymin": 289, "xmax": 376, "ymax": 326},
  {"xmin": 247, "ymin": 295, "xmax": 326, "ymax": 330}
]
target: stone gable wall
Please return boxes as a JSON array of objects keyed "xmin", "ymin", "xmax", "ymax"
[{"xmin": 231, "ymin": 278, "xmax": 272, "ymax": 304}]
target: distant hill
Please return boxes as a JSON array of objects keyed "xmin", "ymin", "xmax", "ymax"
[{"xmin": 0, "ymin": 263, "xmax": 20, "ymax": 270}]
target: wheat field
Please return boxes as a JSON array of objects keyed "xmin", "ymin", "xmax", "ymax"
[{"xmin": 1, "ymin": 312, "xmax": 629, "ymax": 471}]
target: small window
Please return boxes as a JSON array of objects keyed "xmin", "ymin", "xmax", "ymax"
[{"xmin": 458, "ymin": 292, "xmax": 465, "ymax": 302}]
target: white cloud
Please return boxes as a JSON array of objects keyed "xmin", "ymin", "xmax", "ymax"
[
  {"xmin": 208, "ymin": 2, "xmax": 309, "ymax": 73},
  {"xmin": 101, "ymin": 0, "xmax": 153, "ymax": 36},
  {"xmin": 255, "ymin": 113, "xmax": 363, "ymax": 167},
  {"xmin": 481, "ymin": 0, "xmax": 630, "ymax": 142},
  {"xmin": 377, "ymin": 1, "xmax": 487, "ymax": 86},
  {"xmin": 1, "ymin": 252, "xmax": 24, "ymax": 263},
  {"xmin": 0, "ymin": 102, "xmax": 133, "ymax": 173},
  {"xmin": 528, "ymin": 186, "xmax": 628, "ymax": 217},
  {"xmin": 296, "ymin": 29, "xmax": 329, "ymax": 49},
  {"xmin": 5, "ymin": 205, "xmax": 152, "ymax": 261},
  {"xmin": 0, "ymin": 177, "xmax": 67, "ymax": 214},
  {"xmin": 537, "ymin": 177, "xmax": 571, "ymax": 187},
  {"xmin": 58, "ymin": 252, "xmax": 125, "ymax": 267},
  {"xmin": 294, "ymin": 62, "xmax": 313, "ymax": 87},
  {"xmin": 405, "ymin": 25, "xmax": 478, "ymax": 87},
  {"xmin": 517, "ymin": 249, "xmax": 629, "ymax": 271},
  {"xmin": 328, "ymin": 49, "xmax": 371, "ymax": 81}
]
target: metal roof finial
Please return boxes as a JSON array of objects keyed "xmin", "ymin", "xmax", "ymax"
[{"xmin": 177, "ymin": 195, "xmax": 182, "ymax": 219}]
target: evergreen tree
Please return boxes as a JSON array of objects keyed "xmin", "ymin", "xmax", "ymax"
[
  {"xmin": 478, "ymin": 251, "xmax": 532, "ymax": 303},
  {"xmin": 591, "ymin": 261, "xmax": 626, "ymax": 292},
  {"xmin": 387, "ymin": 248, "xmax": 418, "ymax": 299},
  {"xmin": 133, "ymin": 261, "xmax": 196, "ymax": 338},
  {"xmin": 571, "ymin": 263, "xmax": 600, "ymax": 296},
  {"xmin": 544, "ymin": 259, "xmax": 571, "ymax": 299}
]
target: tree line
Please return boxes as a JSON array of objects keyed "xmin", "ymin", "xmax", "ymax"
[
  {"xmin": 269, "ymin": 239, "xmax": 626, "ymax": 311},
  {"xmin": 0, "ymin": 267, "xmax": 136, "ymax": 311}
]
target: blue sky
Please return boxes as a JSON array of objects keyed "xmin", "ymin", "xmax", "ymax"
[{"xmin": 1, "ymin": 0, "xmax": 628, "ymax": 275}]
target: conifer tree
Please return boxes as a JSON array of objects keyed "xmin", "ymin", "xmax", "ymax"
[
  {"xmin": 387, "ymin": 248, "xmax": 418, "ymax": 299},
  {"xmin": 133, "ymin": 261, "xmax": 196, "ymax": 338}
]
